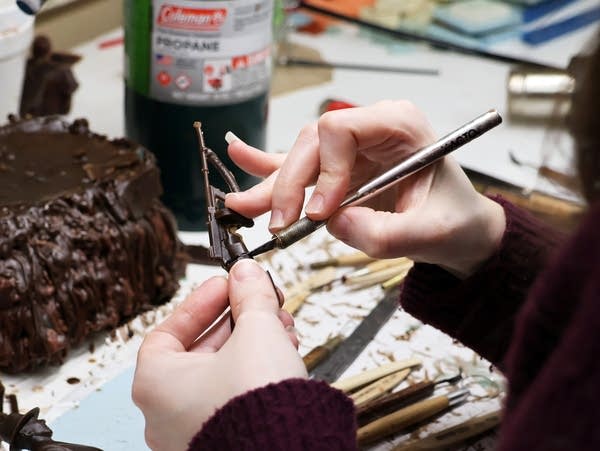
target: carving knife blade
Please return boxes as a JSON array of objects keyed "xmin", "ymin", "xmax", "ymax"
[{"xmin": 310, "ymin": 287, "xmax": 401, "ymax": 383}]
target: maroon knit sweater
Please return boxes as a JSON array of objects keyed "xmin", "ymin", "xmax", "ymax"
[{"xmin": 190, "ymin": 198, "xmax": 600, "ymax": 450}]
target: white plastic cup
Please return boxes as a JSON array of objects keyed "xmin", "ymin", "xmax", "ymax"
[{"xmin": 0, "ymin": 0, "xmax": 34, "ymax": 122}]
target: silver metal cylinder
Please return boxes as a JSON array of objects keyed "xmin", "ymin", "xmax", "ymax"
[{"xmin": 507, "ymin": 68, "xmax": 574, "ymax": 121}]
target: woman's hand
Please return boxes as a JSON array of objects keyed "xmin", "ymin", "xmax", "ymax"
[
  {"xmin": 225, "ymin": 100, "xmax": 505, "ymax": 278},
  {"xmin": 132, "ymin": 259, "xmax": 307, "ymax": 451}
]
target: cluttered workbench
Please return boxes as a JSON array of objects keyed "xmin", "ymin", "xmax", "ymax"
[{"xmin": 1, "ymin": 1, "xmax": 597, "ymax": 449}]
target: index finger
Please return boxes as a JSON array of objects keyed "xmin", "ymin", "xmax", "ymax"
[
  {"xmin": 269, "ymin": 123, "xmax": 321, "ymax": 230},
  {"xmin": 305, "ymin": 100, "xmax": 433, "ymax": 220}
]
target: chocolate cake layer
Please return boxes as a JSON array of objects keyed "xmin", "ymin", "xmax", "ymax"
[{"xmin": 0, "ymin": 116, "xmax": 186, "ymax": 373}]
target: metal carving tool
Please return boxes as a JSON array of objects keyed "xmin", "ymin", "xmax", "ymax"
[
  {"xmin": 248, "ymin": 110, "xmax": 502, "ymax": 258},
  {"xmin": 310, "ymin": 286, "xmax": 402, "ymax": 383}
]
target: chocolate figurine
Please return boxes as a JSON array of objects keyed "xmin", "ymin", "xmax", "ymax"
[
  {"xmin": 19, "ymin": 35, "xmax": 81, "ymax": 117},
  {"xmin": 0, "ymin": 382, "xmax": 102, "ymax": 451}
]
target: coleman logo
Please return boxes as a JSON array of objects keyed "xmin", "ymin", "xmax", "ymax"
[{"xmin": 157, "ymin": 6, "xmax": 227, "ymax": 31}]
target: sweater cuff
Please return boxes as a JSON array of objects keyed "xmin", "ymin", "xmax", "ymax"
[
  {"xmin": 400, "ymin": 196, "xmax": 565, "ymax": 365},
  {"xmin": 188, "ymin": 379, "xmax": 357, "ymax": 451}
]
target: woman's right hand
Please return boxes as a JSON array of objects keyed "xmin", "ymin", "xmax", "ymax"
[{"xmin": 226, "ymin": 101, "xmax": 506, "ymax": 278}]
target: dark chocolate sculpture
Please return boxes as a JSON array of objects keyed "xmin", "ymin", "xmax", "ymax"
[
  {"xmin": 0, "ymin": 381, "xmax": 102, "ymax": 451},
  {"xmin": 0, "ymin": 116, "xmax": 186, "ymax": 373},
  {"xmin": 19, "ymin": 35, "xmax": 81, "ymax": 117}
]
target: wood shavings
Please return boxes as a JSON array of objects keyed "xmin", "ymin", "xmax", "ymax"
[
  {"xmin": 321, "ymin": 307, "xmax": 338, "ymax": 318},
  {"xmin": 392, "ymin": 324, "xmax": 422, "ymax": 342},
  {"xmin": 376, "ymin": 350, "xmax": 396, "ymax": 362}
]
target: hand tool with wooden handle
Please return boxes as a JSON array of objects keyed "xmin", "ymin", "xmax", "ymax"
[
  {"xmin": 307, "ymin": 251, "xmax": 376, "ymax": 269},
  {"xmin": 392, "ymin": 408, "xmax": 501, "ymax": 450},
  {"xmin": 331, "ymin": 358, "xmax": 421, "ymax": 393},
  {"xmin": 356, "ymin": 374, "xmax": 461, "ymax": 426},
  {"xmin": 357, "ymin": 389, "xmax": 469, "ymax": 447},
  {"xmin": 302, "ymin": 335, "xmax": 344, "ymax": 372},
  {"xmin": 351, "ymin": 369, "xmax": 411, "ymax": 406}
]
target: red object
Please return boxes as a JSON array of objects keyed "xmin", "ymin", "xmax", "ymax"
[
  {"xmin": 207, "ymin": 78, "xmax": 223, "ymax": 90},
  {"xmin": 318, "ymin": 98, "xmax": 356, "ymax": 115},
  {"xmin": 98, "ymin": 36, "xmax": 124, "ymax": 50},
  {"xmin": 157, "ymin": 71, "xmax": 171, "ymax": 86}
]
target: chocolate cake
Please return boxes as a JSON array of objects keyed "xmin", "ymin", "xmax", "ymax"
[{"xmin": 0, "ymin": 116, "xmax": 186, "ymax": 373}]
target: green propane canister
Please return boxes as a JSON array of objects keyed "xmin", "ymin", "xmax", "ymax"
[{"xmin": 124, "ymin": 0, "xmax": 273, "ymax": 230}]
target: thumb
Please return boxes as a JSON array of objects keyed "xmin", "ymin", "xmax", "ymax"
[{"xmin": 228, "ymin": 259, "xmax": 280, "ymax": 321}]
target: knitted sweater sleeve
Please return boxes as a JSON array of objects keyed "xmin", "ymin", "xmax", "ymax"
[
  {"xmin": 188, "ymin": 379, "xmax": 357, "ymax": 451},
  {"xmin": 400, "ymin": 196, "xmax": 565, "ymax": 367}
]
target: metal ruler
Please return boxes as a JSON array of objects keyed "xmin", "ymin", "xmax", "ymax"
[{"xmin": 310, "ymin": 287, "xmax": 401, "ymax": 383}]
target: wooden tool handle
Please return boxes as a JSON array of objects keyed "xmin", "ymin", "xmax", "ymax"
[
  {"xmin": 335, "ymin": 252, "xmax": 377, "ymax": 266},
  {"xmin": 310, "ymin": 251, "xmax": 376, "ymax": 269},
  {"xmin": 344, "ymin": 257, "xmax": 412, "ymax": 281},
  {"xmin": 303, "ymin": 345, "xmax": 329, "ymax": 372},
  {"xmin": 303, "ymin": 335, "xmax": 344, "ymax": 371},
  {"xmin": 357, "ymin": 395, "xmax": 449, "ymax": 446},
  {"xmin": 356, "ymin": 381, "xmax": 434, "ymax": 426},
  {"xmin": 346, "ymin": 266, "xmax": 410, "ymax": 289},
  {"xmin": 392, "ymin": 409, "xmax": 501, "ymax": 450},
  {"xmin": 351, "ymin": 369, "xmax": 410, "ymax": 406},
  {"xmin": 331, "ymin": 358, "xmax": 421, "ymax": 393},
  {"xmin": 283, "ymin": 289, "xmax": 311, "ymax": 314}
]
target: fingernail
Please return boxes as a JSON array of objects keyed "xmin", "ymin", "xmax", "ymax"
[
  {"xmin": 232, "ymin": 259, "xmax": 263, "ymax": 281},
  {"xmin": 305, "ymin": 192, "xmax": 324, "ymax": 215},
  {"xmin": 225, "ymin": 192, "xmax": 241, "ymax": 202},
  {"xmin": 225, "ymin": 131, "xmax": 241, "ymax": 144},
  {"xmin": 269, "ymin": 209, "xmax": 284, "ymax": 230}
]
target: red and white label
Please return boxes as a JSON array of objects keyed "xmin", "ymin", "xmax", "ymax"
[
  {"xmin": 157, "ymin": 5, "xmax": 227, "ymax": 31},
  {"xmin": 175, "ymin": 74, "xmax": 191, "ymax": 90},
  {"xmin": 151, "ymin": 0, "xmax": 272, "ymax": 106}
]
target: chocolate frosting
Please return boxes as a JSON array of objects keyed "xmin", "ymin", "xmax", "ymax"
[{"xmin": 0, "ymin": 116, "xmax": 186, "ymax": 373}]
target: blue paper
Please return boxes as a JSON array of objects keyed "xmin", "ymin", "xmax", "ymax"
[
  {"xmin": 522, "ymin": 5, "xmax": 600, "ymax": 44},
  {"xmin": 434, "ymin": 0, "xmax": 523, "ymax": 36},
  {"xmin": 51, "ymin": 367, "xmax": 148, "ymax": 451},
  {"xmin": 522, "ymin": 0, "xmax": 578, "ymax": 23}
]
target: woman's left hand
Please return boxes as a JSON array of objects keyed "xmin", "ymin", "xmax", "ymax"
[{"xmin": 132, "ymin": 259, "xmax": 307, "ymax": 451}]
